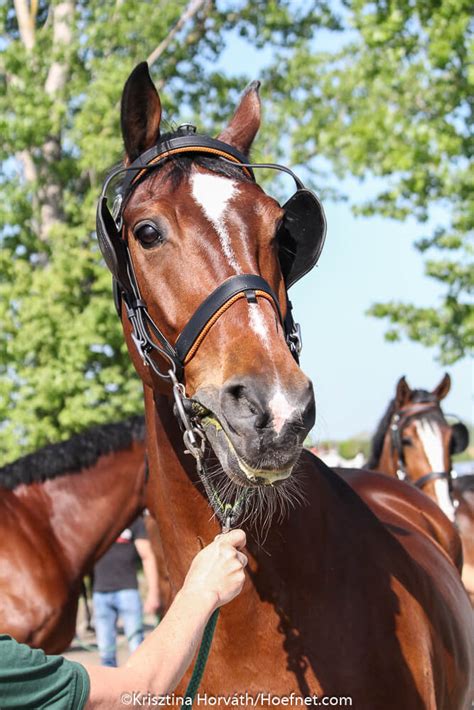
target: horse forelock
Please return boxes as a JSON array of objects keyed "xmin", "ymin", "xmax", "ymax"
[
  {"xmin": 410, "ymin": 388, "xmax": 438, "ymax": 404},
  {"xmin": 0, "ymin": 416, "xmax": 145, "ymax": 490},
  {"xmin": 120, "ymin": 128, "xmax": 253, "ymax": 198}
]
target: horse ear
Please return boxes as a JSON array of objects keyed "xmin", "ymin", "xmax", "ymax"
[
  {"xmin": 217, "ymin": 81, "xmax": 261, "ymax": 156},
  {"xmin": 432, "ymin": 372, "xmax": 451, "ymax": 401},
  {"xmin": 121, "ymin": 62, "xmax": 162, "ymax": 163},
  {"xmin": 395, "ymin": 376, "xmax": 411, "ymax": 408}
]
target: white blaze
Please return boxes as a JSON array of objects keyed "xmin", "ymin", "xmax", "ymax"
[
  {"xmin": 269, "ymin": 389, "xmax": 297, "ymax": 435},
  {"xmin": 191, "ymin": 173, "xmax": 240, "ymax": 272},
  {"xmin": 192, "ymin": 172, "xmax": 277, "ymax": 346},
  {"xmin": 415, "ymin": 419, "xmax": 456, "ymax": 521},
  {"xmin": 248, "ymin": 303, "xmax": 271, "ymax": 350},
  {"xmin": 433, "ymin": 479, "xmax": 456, "ymax": 523}
]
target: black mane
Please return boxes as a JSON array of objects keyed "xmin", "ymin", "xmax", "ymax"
[
  {"xmin": 0, "ymin": 416, "xmax": 145, "ymax": 490},
  {"xmin": 367, "ymin": 389, "xmax": 438, "ymax": 469}
]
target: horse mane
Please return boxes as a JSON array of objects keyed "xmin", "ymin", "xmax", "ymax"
[
  {"xmin": 366, "ymin": 399, "xmax": 397, "ymax": 469},
  {"xmin": 366, "ymin": 388, "xmax": 438, "ymax": 469},
  {"xmin": 0, "ymin": 416, "xmax": 145, "ymax": 490}
]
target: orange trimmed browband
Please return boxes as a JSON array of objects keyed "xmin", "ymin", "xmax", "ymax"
[
  {"xmin": 183, "ymin": 290, "xmax": 279, "ymax": 365},
  {"xmin": 130, "ymin": 145, "xmax": 254, "ymax": 187}
]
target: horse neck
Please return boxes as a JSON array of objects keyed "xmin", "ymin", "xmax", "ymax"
[
  {"xmin": 26, "ymin": 440, "xmax": 146, "ymax": 580},
  {"xmin": 144, "ymin": 385, "xmax": 224, "ymax": 592}
]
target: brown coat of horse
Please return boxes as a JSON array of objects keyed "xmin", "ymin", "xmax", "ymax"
[
  {"xmin": 367, "ymin": 374, "xmax": 474, "ymax": 605},
  {"xmin": 0, "ymin": 418, "xmax": 146, "ymax": 653},
  {"xmin": 453, "ymin": 476, "xmax": 474, "ymax": 605},
  {"xmin": 112, "ymin": 64, "xmax": 472, "ymax": 708}
]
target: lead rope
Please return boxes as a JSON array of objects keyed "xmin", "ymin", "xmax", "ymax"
[
  {"xmin": 180, "ymin": 608, "xmax": 220, "ymax": 708},
  {"xmin": 170, "ymin": 371, "xmax": 243, "ymax": 708},
  {"xmin": 180, "ymin": 516, "xmax": 234, "ymax": 709}
]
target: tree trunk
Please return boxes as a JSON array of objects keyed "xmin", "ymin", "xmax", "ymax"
[{"xmin": 37, "ymin": 1, "xmax": 75, "ymax": 240}]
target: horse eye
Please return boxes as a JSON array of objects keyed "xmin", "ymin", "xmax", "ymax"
[
  {"xmin": 402, "ymin": 437, "xmax": 413, "ymax": 446},
  {"xmin": 134, "ymin": 223, "xmax": 163, "ymax": 247}
]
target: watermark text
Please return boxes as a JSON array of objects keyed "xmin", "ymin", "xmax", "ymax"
[{"xmin": 120, "ymin": 692, "xmax": 353, "ymax": 707}]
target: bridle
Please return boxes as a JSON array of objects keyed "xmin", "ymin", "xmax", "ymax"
[
  {"xmin": 389, "ymin": 401, "xmax": 455, "ymax": 495},
  {"xmin": 96, "ymin": 127, "xmax": 326, "ymax": 527}
]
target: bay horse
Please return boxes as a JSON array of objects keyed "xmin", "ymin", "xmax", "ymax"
[
  {"xmin": 367, "ymin": 373, "xmax": 474, "ymax": 603},
  {"xmin": 0, "ymin": 417, "xmax": 146, "ymax": 653},
  {"xmin": 96, "ymin": 62, "xmax": 473, "ymax": 708}
]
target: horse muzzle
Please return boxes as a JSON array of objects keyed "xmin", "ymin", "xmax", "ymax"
[{"xmin": 194, "ymin": 376, "xmax": 315, "ymax": 487}]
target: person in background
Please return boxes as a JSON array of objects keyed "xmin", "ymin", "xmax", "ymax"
[
  {"xmin": 0, "ymin": 529, "xmax": 247, "ymax": 709},
  {"xmin": 92, "ymin": 514, "xmax": 160, "ymax": 666}
]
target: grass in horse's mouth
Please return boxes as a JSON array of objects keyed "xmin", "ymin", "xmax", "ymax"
[{"xmin": 201, "ymin": 414, "xmax": 295, "ymax": 485}]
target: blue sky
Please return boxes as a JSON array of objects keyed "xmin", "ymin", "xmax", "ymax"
[{"xmin": 214, "ymin": 25, "xmax": 472, "ymax": 441}]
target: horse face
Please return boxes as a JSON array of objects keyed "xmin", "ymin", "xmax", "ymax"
[
  {"xmin": 391, "ymin": 375, "xmax": 461, "ymax": 521},
  {"xmin": 120, "ymin": 64, "xmax": 315, "ymax": 488},
  {"xmin": 400, "ymin": 416, "xmax": 456, "ymax": 520}
]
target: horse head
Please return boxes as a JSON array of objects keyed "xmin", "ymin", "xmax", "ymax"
[
  {"xmin": 97, "ymin": 63, "xmax": 326, "ymax": 511},
  {"xmin": 387, "ymin": 373, "xmax": 469, "ymax": 521}
]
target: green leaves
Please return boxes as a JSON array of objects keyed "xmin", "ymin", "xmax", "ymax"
[{"xmin": 267, "ymin": 0, "xmax": 473, "ymax": 364}]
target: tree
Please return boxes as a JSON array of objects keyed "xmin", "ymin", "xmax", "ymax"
[
  {"xmin": 0, "ymin": 0, "xmax": 336, "ymax": 460},
  {"xmin": 264, "ymin": 0, "xmax": 473, "ymax": 364}
]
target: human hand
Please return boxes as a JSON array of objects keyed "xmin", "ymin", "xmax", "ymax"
[
  {"xmin": 144, "ymin": 592, "xmax": 161, "ymax": 616},
  {"xmin": 182, "ymin": 529, "xmax": 247, "ymax": 610}
]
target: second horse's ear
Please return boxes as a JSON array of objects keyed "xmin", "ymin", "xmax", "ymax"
[
  {"xmin": 432, "ymin": 373, "xmax": 451, "ymax": 401},
  {"xmin": 121, "ymin": 62, "xmax": 162, "ymax": 163},
  {"xmin": 395, "ymin": 376, "xmax": 411, "ymax": 408}
]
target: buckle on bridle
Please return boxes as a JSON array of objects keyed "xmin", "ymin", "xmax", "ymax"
[
  {"xmin": 287, "ymin": 322, "xmax": 302, "ymax": 357},
  {"xmin": 170, "ymin": 370, "xmax": 206, "ymax": 468},
  {"xmin": 130, "ymin": 332, "xmax": 151, "ymax": 367}
]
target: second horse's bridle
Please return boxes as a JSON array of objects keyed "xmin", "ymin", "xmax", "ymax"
[{"xmin": 389, "ymin": 401, "xmax": 455, "ymax": 494}]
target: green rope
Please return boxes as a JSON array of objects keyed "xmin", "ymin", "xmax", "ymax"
[{"xmin": 180, "ymin": 608, "xmax": 220, "ymax": 708}]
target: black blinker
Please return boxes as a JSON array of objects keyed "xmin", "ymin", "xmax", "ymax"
[{"xmin": 450, "ymin": 422, "xmax": 469, "ymax": 455}]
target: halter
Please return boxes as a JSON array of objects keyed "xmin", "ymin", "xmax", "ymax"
[
  {"xmin": 389, "ymin": 401, "xmax": 454, "ymax": 495},
  {"xmin": 96, "ymin": 127, "xmax": 326, "ymax": 528}
]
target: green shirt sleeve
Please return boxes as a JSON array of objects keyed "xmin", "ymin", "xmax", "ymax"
[{"xmin": 0, "ymin": 635, "xmax": 90, "ymax": 709}]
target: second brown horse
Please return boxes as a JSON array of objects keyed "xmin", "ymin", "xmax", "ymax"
[
  {"xmin": 0, "ymin": 417, "xmax": 146, "ymax": 652},
  {"xmin": 367, "ymin": 373, "xmax": 473, "ymax": 604}
]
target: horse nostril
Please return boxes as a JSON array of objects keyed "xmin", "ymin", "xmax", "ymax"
[
  {"xmin": 227, "ymin": 384, "xmax": 246, "ymax": 402},
  {"xmin": 254, "ymin": 409, "xmax": 270, "ymax": 430},
  {"xmin": 221, "ymin": 380, "xmax": 270, "ymax": 430}
]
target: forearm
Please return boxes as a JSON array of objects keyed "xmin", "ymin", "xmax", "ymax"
[
  {"xmin": 126, "ymin": 587, "xmax": 215, "ymax": 690},
  {"xmin": 85, "ymin": 529, "xmax": 247, "ymax": 710},
  {"xmin": 85, "ymin": 588, "xmax": 217, "ymax": 708}
]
